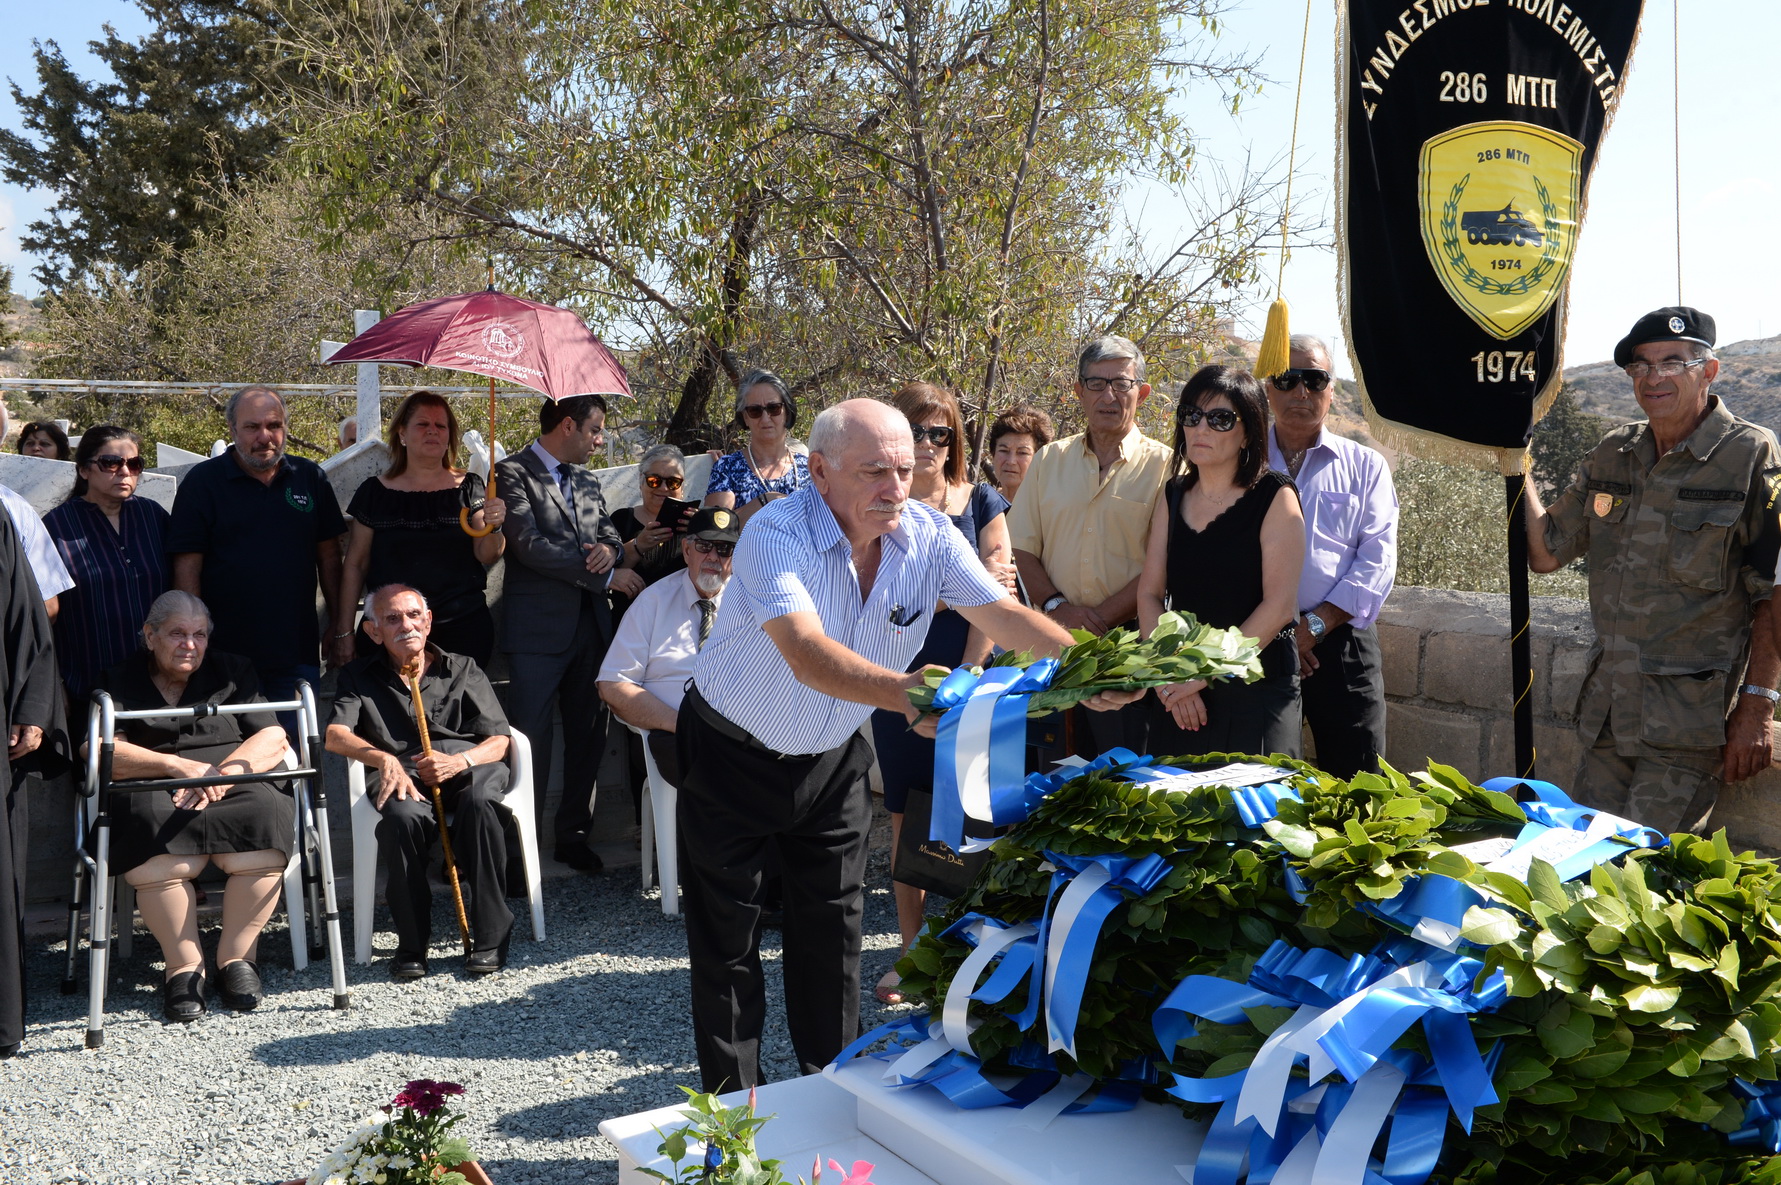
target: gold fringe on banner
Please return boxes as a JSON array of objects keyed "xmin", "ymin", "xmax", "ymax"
[{"xmin": 1333, "ymin": 5, "xmax": 1648, "ymax": 475}]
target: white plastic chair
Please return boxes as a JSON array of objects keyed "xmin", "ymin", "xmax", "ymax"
[
  {"xmin": 629, "ymin": 722, "xmax": 680, "ymax": 917},
  {"xmin": 346, "ymin": 728, "xmax": 543, "ymax": 965}
]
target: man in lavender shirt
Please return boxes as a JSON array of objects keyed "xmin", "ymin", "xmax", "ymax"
[{"xmin": 1265, "ymin": 335, "xmax": 1399, "ymax": 778}]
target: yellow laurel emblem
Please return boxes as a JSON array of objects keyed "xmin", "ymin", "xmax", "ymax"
[{"xmin": 1418, "ymin": 121, "xmax": 1583, "ymax": 340}]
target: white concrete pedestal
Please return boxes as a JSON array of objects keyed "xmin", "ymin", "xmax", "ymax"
[{"xmin": 599, "ymin": 1059, "xmax": 1203, "ymax": 1185}]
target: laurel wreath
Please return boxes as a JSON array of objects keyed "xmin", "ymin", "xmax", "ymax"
[{"xmin": 1439, "ymin": 172, "xmax": 1562, "ymax": 298}]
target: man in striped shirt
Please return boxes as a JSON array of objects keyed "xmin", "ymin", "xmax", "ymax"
[{"xmin": 678, "ymin": 398, "xmax": 1139, "ymax": 1091}]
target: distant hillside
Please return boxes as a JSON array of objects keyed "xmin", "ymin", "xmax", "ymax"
[
  {"xmin": 0, "ymin": 295, "xmax": 46, "ymax": 377},
  {"xmin": 1563, "ymin": 335, "xmax": 1781, "ymax": 437}
]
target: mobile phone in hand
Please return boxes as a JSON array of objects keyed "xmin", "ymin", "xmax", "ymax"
[{"xmin": 656, "ymin": 496, "xmax": 698, "ymax": 532}]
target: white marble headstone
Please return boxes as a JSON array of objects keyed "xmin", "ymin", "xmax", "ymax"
[
  {"xmin": 0, "ymin": 453, "xmax": 178, "ymax": 515},
  {"xmin": 319, "ymin": 439, "xmax": 391, "ymax": 510}
]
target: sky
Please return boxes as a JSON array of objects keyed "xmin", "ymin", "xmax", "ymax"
[{"xmin": 2, "ymin": 1, "xmax": 1777, "ymax": 375}]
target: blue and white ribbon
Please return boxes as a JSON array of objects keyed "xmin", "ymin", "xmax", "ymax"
[
  {"xmin": 1033, "ymin": 849, "xmax": 1173, "ymax": 1059},
  {"xmin": 930, "ymin": 659, "xmax": 1058, "ymax": 851},
  {"xmin": 1153, "ymin": 939, "xmax": 1503, "ymax": 1185}
]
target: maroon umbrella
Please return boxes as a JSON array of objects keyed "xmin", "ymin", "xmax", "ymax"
[{"xmin": 328, "ymin": 288, "xmax": 631, "ymax": 535}]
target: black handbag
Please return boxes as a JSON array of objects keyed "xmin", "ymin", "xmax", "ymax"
[{"xmin": 894, "ymin": 788, "xmax": 996, "ymax": 899}]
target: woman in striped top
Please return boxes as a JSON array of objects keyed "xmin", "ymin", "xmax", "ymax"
[{"xmin": 43, "ymin": 426, "xmax": 172, "ymax": 702}]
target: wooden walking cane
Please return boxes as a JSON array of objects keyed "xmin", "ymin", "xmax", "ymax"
[{"xmin": 404, "ymin": 660, "xmax": 474, "ymax": 958}]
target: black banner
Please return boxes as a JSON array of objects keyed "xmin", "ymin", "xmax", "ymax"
[{"xmin": 1340, "ymin": 0, "xmax": 1642, "ymax": 462}]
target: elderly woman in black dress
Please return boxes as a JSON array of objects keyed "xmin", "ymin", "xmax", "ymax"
[
  {"xmin": 94, "ymin": 590, "xmax": 293, "ymax": 1022},
  {"xmin": 1137, "ymin": 365, "xmax": 1306, "ymax": 758}
]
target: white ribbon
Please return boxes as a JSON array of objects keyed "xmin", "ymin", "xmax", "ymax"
[
  {"xmin": 1043, "ymin": 861, "xmax": 1114, "ymax": 1056},
  {"xmin": 1011, "ymin": 1073, "xmax": 1097, "ymax": 1130},
  {"xmin": 1236, "ymin": 962, "xmax": 1438, "ymax": 1136},
  {"xmin": 951, "ymin": 693, "xmax": 1002, "ymax": 823},
  {"xmin": 1311, "ymin": 1060, "xmax": 1407, "ymax": 1185},
  {"xmin": 941, "ymin": 921, "xmax": 1037, "ymax": 1056}
]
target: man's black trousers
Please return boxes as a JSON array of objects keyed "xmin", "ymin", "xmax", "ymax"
[{"xmin": 676, "ymin": 688, "xmax": 873, "ymax": 1092}]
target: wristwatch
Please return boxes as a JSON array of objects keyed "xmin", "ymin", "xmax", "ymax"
[
  {"xmin": 1042, "ymin": 594, "xmax": 1068, "ymax": 613},
  {"xmin": 1742, "ymin": 684, "xmax": 1780, "ymax": 704},
  {"xmin": 1303, "ymin": 611, "xmax": 1327, "ymax": 640}
]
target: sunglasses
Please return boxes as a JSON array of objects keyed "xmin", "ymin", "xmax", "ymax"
[
  {"xmin": 1269, "ymin": 368, "xmax": 1333, "ymax": 393},
  {"xmin": 642, "ymin": 473, "xmax": 685, "ymax": 491},
  {"xmin": 743, "ymin": 402, "xmax": 786, "ymax": 420},
  {"xmin": 1181, "ymin": 406, "xmax": 1239, "ymax": 432},
  {"xmin": 910, "ymin": 424, "xmax": 955, "ymax": 447},
  {"xmin": 691, "ymin": 538, "xmax": 735, "ymax": 558},
  {"xmin": 92, "ymin": 454, "xmax": 146, "ymax": 474}
]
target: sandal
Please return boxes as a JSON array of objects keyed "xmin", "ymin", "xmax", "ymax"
[{"xmin": 874, "ymin": 969, "xmax": 906, "ymax": 1006}]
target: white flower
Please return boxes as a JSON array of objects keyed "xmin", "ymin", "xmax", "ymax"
[
  {"xmin": 388, "ymin": 1156, "xmax": 414, "ymax": 1170},
  {"xmin": 374, "ymin": 1176, "xmax": 387, "ymax": 1185}
]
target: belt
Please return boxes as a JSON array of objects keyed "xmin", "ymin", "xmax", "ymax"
[{"xmin": 685, "ymin": 683, "xmax": 807, "ymax": 761}]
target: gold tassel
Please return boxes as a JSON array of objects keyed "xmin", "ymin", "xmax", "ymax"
[{"xmin": 1255, "ymin": 297, "xmax": 1291, "ymax": 379}]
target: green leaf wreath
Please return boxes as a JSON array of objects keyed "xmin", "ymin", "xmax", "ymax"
[{"xmin": 892, "ymin": 754, "xmax": 1781, "ymax": 1181}]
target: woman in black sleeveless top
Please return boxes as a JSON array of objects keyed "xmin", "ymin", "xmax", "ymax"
[{"xmin": 1137, "ymin": 365, "xmax": 1306, "ymax": 759}]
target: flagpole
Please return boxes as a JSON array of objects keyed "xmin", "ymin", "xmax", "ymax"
[{"xmin": 1504, "ymin": 472, "xmax": 1537, "ymax": 780}]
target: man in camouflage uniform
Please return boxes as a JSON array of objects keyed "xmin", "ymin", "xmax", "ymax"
[{"xmin": 1524, "ymin": 307, "xmax": 1781, "ymax": 834}]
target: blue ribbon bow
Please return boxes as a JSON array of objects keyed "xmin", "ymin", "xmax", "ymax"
[{"xmin": 930, "ymin": 659, "xmax": 1058, "ymax": 851}]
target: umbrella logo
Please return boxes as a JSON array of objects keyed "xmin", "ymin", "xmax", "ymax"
[{"xmin": 484, "ymin": 323, "xmax": 525, "ymax": 358}]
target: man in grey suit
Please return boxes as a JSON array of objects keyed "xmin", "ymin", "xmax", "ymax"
[{"xmin": 496, "ymin": 394, "xmax": 639, "ymax": 872}]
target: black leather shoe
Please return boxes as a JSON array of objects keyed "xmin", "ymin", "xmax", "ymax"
[
  {"xmin": 390, "ymin": 953, "xmax": 429, "ymax": 981},
  {"xmin": 554, "ymin": 844, "xmax": 604, "ymax": 874},
  {"xmin": 163, "ymin": 970, "xmax": 206, "ymax": 1022},
  {"xmin": 216, "ymin": 960, "xmax": 263, "ymax": 1011},
  {"xmin": 465, "ymin": 947, "xmax": 505, "ymax": 976},
  {"xmin": 0, "ymin": 1041, "xmax": 19, "ymax": 1059}
]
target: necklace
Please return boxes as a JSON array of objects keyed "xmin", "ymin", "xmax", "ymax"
[{"xmin": 744, "ymin": 439, "xmax": 797, "ymax": 493}]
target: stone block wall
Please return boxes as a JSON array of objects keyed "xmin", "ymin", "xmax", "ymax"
[{"xmin": 1373, "ymin": 586, "xmax": 1781, "ymax": 856}]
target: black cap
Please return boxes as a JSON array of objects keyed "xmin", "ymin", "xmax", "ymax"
[
  {"xmin": 687, "ymin": 506, "xmax": 740, "ymax": 543},
  {"xmin": 1614, "ymin": 306, "xmax": 1715, "ymax": 367}
]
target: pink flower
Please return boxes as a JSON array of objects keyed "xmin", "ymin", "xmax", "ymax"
[
  {"xmin": 389, "ymin": 1078, "xmax": 465, "ymax": 1116},
  {"xmin": 826, "ymin": 1159, "xmax": 876, "ymax": 1185}
]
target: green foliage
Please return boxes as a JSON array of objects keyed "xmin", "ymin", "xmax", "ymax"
[
  {"xmin": 279, "ymin": 0, "xmax": 1278, "ymax": 450},
  {"xmin": 0, "ymin": 0, "xmax": 286, "ymax": 291},
  {"xmin": 1395, "ymin": 456, "xmax": 1588, "ymax": 598},
  {"xmin": 904, "ymin": 610, "xmax": 1264, "ymax": 715},
  {"xmin": 642, "ymin": 1088, "xmax": 829, "ymax": 1185}
]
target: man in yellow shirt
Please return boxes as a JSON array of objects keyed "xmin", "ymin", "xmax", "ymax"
[{"xmin": 1009, "ymin": 335, "xmax": 1172, "ymax": 751}]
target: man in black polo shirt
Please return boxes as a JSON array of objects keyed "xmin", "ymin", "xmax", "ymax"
[
  {"xmin": 169, "ymin": 386, "xmax": 347, "ymax": 708},
  {"xmin": 326, "ymin": 584, "xmax": 514, "ymax": 979}
]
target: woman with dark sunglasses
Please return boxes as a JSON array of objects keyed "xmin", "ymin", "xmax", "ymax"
[
  {"xmin": 612, "ymin": 443, "xmax": 696, "ymax": 622},
  {"xmin": 703, "ymin": 369, "xmax": 811, "ymax": 525},
  {"xmin": 43, "ymin": 425, "xmax": 172, "ymax": 700},
  {"xmin": 1136, "ymin": 366, "xmax": 1306, "ymax": 760}
]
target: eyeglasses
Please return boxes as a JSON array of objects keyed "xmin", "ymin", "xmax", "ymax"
[
  {"xmin": 910, "ymin": 425, "xmax": 955, "ymax": 446},
  {"xmin": 642, "ymin": 473, "xmax": 685, "ymax": 491},
  {"xmin": 743, "ymin": 402, "xmax": 786, "ymax": 420},
  {"xmin": 1624, "ymin": 358, "xmax": 1708, "ymax": 380},
  {"xmin": 1269, "ymin": 369, "xmax": 1333, "ymax": 393},
  {"xmin": 691, "ymin": 538, "xmax": 735, "ymax": 558},
  {"xmin": 1181, "ymin": 406, "xmax": 1239, "ymax": 432},
  {"xmin": 92, "ymin": 454, "xmax": 146, "ymax": 474},
  {"xmin": 1080, "ymin": 377, "xmax": 1142, "ymax": 395}
]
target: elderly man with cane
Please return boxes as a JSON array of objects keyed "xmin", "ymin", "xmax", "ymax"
[
  {"xmin": 327, "ymin": 585, "xmax": 513, "ymax": 979},
  {"xmin": 678, "ymin": 398, "xmax": 1141, "ymax": 1092}
]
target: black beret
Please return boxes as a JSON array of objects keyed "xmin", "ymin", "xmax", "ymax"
[
  {"xmin": 688, "ymin": 506, "xmax": 741, "ymax": 543},
  {"xmin": 1614, "ymin": 306, "xmax": 1716, "ymax": 367}
]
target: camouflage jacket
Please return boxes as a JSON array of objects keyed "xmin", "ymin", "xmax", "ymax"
[{"xmin": 1546, "ymin": 396, "xmax": 1781, "ymax": 755}]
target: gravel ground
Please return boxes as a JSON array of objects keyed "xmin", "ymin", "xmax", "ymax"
[{"xmin": 0, "ymin": 807, "xmax": 918, "ymax": 1185}]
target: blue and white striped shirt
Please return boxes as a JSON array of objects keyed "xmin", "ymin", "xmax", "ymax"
[{"xmin": 693, "ymin": 483, "xmax": 1008, "ymax": 755}]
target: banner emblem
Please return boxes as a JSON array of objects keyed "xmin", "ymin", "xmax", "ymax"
[{"xmin": 1419, "ymin": 121, "xmax": 1583, "ymax": 341}]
